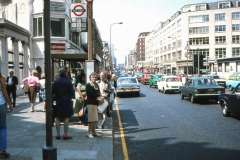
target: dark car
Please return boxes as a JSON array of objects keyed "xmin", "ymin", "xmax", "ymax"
[
  {"xmin": 218, "ymin": 83, "xmax": 240, "ymax": 117},
  {"xmin": 179, "ymin": 77, "xmax": 225, "ymax": 103}
]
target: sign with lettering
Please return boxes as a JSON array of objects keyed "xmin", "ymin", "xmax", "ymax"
[
  {"xmin": 50, "ymin": 2, "xmax": 65, "ymax": 11},
  {"xmin": 51, "ymin": 43, "xmax": 66, "ymax": 51},
  {"xmin": 71, "ymin": 3, "xmax": 87, "ymax": 18}
]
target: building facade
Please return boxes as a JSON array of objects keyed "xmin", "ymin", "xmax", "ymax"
[
  {"xmin": 145, "ymin": 0, "xmax": 240, "ymax": 78},
  {"xmin": 0, "ymin": 0, "xmax": 103, "ymax": 94}
]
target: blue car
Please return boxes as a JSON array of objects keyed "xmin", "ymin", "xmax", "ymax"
[{"xmin": 226, "ymin": 74, "xmax": 240, "ymax": 91}]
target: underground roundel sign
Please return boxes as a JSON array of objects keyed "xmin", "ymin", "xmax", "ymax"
[{"xmin": 71, "ymin": 3, "xmax": 87, "ymax": 18}]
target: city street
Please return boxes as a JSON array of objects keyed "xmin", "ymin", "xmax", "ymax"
[{"xmin": 113, "ymin": 84, "xmax": 240, "ymax": 160}]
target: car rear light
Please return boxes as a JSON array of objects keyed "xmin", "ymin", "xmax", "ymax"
[
  {"xmin": 195, "ymin": 91, "xmax": 200, "ymax": 94},
  {"xmin": 166, "ymin": 83, "xmax": 168, "ymax": 88},
  {"xmin": 221, "ymin": 90, "xmax": 226, "ymax": 94}
]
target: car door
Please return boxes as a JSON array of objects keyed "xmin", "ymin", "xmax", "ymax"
[
  {"xmin": 227, "ymin": 84, "xmax": 240, "ymax": 114},
  {"xmin": 182, "ymin": 79, "xmax": 191, "ymax": 96}
]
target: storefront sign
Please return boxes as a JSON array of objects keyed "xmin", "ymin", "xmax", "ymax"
[
  {"xmin": 50, "ymin": 2, "xmax": 65, "ymax": 11},
  {"xmin": 51, "ymin": 43, "xmax": 66, "ymax": 51}
]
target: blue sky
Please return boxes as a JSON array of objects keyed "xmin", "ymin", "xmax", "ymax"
[{"xmin": 93, "ymin": 0, "xmax": 220, "ymax": 64}]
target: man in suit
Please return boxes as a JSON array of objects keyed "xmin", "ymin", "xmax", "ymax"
[{"xmin": 6, "ymin": 71, "xmax": 18, "ymax": 107}]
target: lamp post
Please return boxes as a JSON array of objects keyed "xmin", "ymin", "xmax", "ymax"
[
  {"xmin": 110, "ymin": 22, "xmax": 122, "ymax": 72},
  {"xmin": 184, "ymin": 41, "xmax": 191, "ymax": 75}
]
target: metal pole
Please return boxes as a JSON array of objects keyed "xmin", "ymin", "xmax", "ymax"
[
  {"xmin": 198, "ymin": 51, "xmax": 200, "ymax": 75},
  {"xmin": 87, "ymin": 1, "xmax": 93, "ymax": 61},
  {"xmin": 187, "ymin": 57, "xmax": 188, "ymax": 75},
  {"xmin": 206, "ymin": 56, "xmax": 208, "ymax": 75},
  {"xmin": 110, "ymin": 25, "xmax": 112, "ymax": 71},
  {"xmin": 42, "ymin": 0, "xmax": 57, "ymax": 159}
]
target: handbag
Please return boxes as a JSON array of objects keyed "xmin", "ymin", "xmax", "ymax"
[
  {"xmin": 78, "ymin": 108, "xmax": 84, "ymax": 117},
  {"xmin": 97, "ymin": 96, "xmax": 104, "ymax": 105},
  {"xmin": 98, "ymin": 100, "xmax": 108, "ymax": 114},
  {"xmin": 23, "ymin": 83, "xmax": 29, "ymax": 94}
]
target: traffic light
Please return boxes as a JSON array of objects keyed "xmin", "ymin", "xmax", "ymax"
[{"xmin": 193, "ymin": 54, "xmax": 203, "ymax": 73}]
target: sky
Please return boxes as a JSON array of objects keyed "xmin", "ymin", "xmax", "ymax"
[{"xmin": 93, "ymin": 0, "xmax": 220, "ymax": 64}]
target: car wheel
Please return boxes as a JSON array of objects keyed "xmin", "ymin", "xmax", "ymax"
[
  {"xmin": 190, "ymin": 95, "xmax": 195, "ymax": 103},
  {"xmin": 180, "ymin": 92, "xmax": 184, "ymax": 99},
  {"xmin": 158, "ymin": 88, "xmax": 161, "ymax": 92},
  {"xmin": 149, "ymin": 83, "xmax": 152, "ymax": 87},
  {"xmin": 229, "ymin": 86, "xmax": 233, "ymax": 91},
  {"xmin": 221, "ymin": 102, "xmax": 230, "ymax": 117},
  {"xmin": 163, "ymin": 88, "xmax": 166, "ymax": 94}
]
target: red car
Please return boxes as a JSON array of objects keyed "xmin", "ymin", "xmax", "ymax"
[{"xmin": 141, "ymin": 74, "xmax": 153, "ymax": 84}]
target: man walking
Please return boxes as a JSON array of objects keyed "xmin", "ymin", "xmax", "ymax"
[{"xmin": 6, "ymin": 71, "xmax": 18, "ymax": 107}]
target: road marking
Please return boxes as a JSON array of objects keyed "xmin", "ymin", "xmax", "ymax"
[{"xmin": 115, "ymin": 98, "xmax": 129, "ymax": 160}]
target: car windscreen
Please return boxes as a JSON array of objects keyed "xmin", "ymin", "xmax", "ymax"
[
  {"xmin": 119, "ymin": 78, "xmax": 137, "ymax": 83},
  {"xmin": 166, "ymin": 78, "xmax": 179, "ymax": 82}
]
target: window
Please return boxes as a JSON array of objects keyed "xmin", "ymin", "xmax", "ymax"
[
  {"xmin": 232, "ymin": 12, "xmax": 240, "ymax": 19},
  {"xmin": 215, "ymin": 25, "xmax": 226, "ymax": 32},
  {"xmin": 237, "ymin": 62, "xmax": 240, "ymax": 72},
  {"xmin": 233, "ymin": 48, "xmax": 240, "ymax": 57},
  {"xmin": 215, "ymin": 13, "xmax": 225, "ymax": 21},
  {"xmin": 215, "ymin": 48, "xmax": 226, "ymax": 58},
  {"xmin": 177, "ymin": 19, "xmax": 181, "ymax": 27},
  {"xmin": 51, "ymin": 18, "xmax": 65, "ymax": 37},
  {"xmin": 232, "ymin": 35, "xmax": 240, "ymax": 43},
  {"xmin": 189, "ymin": 26, "xmax": 209, "ymax": 34},
  {"xmin": 219, "ymin": 2, "xmax": 230, "ymax": 9},
  {"xmin": 189, "ymin": 37, "xmax": 209, "ymax": 45},
  {"xmin": 215, "ymin": 36, "xmax": 226, "ymax": 44},
  {"xmin": 196, "ymin": 5, "xmax": 206, "ymax": 11},
  {"xmin": 189, "ymin": 49, "xmax": 209, "ymax": 59},
  {"xmin": 33, "ymin": 17, "xmax": 43, "ymax": 37},
  {"xmin": 218, "ymin": 63, "xmax": 222, "ymax": 72},
  {"xmin": 189, "ymin": 15, "xmax": 209, "ymax": 23},
  {"xmin": 225, "ymin": 62, "xmax": 230, "ymax": 72},
  {"xmin": 177, "ymin": 30, "xmax": 181, "ymax": 37},
  {"xmin": 237, "ymin": 1, "xmax": 240, "ymax": 7},
  {"xmin": 232, "ymin": 24, "xmax": 240, "ymax": 31}
]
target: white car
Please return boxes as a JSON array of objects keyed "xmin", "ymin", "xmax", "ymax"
[{"xmin": 157, "ymin": 75, "xmax": 182, "ymax": 93}]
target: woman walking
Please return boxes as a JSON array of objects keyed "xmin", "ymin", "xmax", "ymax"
[
  {"xmin": 0, "ymin": 71, "xmax": 13, "ymax": 157},
  {"xmin": 39, "ymin": 73, "xmax": 46, "ymax": 112},
  {"xmin": 86, "ymin": 72, "xmax": 102, "ymax": 138},
  {"xmin": 22, "ymin": 70, "xmax": 40, "ymax": 112}
]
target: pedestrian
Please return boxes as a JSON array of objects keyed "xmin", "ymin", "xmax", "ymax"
[
  {"xmin": 52, "ymin": 66, "xmax": 74, "ymax": 140},
  {"xmin": 74, "ymin": 73, "xmax": 88, "ymax": 125},
  {"xmin": 86, "ymin": 72, "xmax": 102, "ymax": 138},
  {"xmin": 22, "ymin": 69, "xmax": 40, "ymax": 112},
  {"xmin": 6, "ymin": 71, "xmax": 18, "ymax": 107},
  {"xmin": 97, "ymin": 71, "xmax": 113, "ymax": 129},
  {"xmin": 0, "ymin": 71, "xmax": 13, "ymax": 158},
  {"xmin": 109, "ymin": 73, "xmax": 117, "ymax": 112},
  {"xmin": 39, "ymin": 73, "xmax": 46, "ymax": 112}
]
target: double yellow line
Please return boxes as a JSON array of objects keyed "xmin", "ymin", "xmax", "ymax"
[{"xmin": 115, "ymin": 98, "xmax": 129, "ymax": 160}]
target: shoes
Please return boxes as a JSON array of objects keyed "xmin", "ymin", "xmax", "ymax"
[
  {"xmin": 83, "ymin": 123, "xmax": 88, "ymax": 126},
  {"xmin": 31, "ymin": 109, "xmax": 35, "ymax": 112},
  {"xmin": 87, "ymin": 134, "xmax": 94, "ymax": 138},
  {"xmin": 42, "ymin": 109, "xmax": 46, "ymax": 112},
  {"xmin": 56, "ymin": 135, "xmax": 60, "ymax": 140},
  {"xmin": 92, "ymin": 133, "xmax": 101, "ymax": 137},
  {"xmin": 0, "ymin": 151, "xmax": 10, "ymax": 157},
  {"xmin": 63, "ymin": 135, "xmax": 72, "ymax": 140}
]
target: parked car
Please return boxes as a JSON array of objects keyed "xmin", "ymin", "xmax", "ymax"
[
  {"xmin": 218, "ymin": 83, "xmax": 240, "ymax": 117},
  {"xmin": 149, "ymin": 74, "xmax": 164, "ymax": 88},
  {"xmin": 116, "ymin": 77, "xmax": 140, "ymax": 97},
  {"xmin": 208, "ymin": 75, "xmax": 226, "ymax": 88},
  {"xmin": 141, "ymin": 74, "xmax": 153, "ymax": 84},
  {"xmin": 133, "ymin": 72, "xmax": 143, "ymax": 82},
  {"xmin": 179, "ymin": 77, "xmax": 225, "ymax": 103},
  {"xmin": 157, "ymin": 75, "xmax": 182, "ymax": 93},
  {"xmin": 226, "ymin": 74, "xmax": 240, "ymax": 91}
]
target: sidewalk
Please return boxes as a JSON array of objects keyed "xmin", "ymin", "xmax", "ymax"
[{"xmin": 4, "ymin": 94, "xmax": 113, "ymax": 160}]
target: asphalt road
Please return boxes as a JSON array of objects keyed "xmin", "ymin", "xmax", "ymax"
[{"xmin": 113, "ymin": 83, "xmax": 240, "ymax": 160}]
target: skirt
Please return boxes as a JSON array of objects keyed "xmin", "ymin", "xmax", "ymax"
[
  {"xmin": 39, "ymin": 88, "xmax": 46, "ymax": 101},
  {"xmin": 87, "ymin": 104, "xmax": 98, "ymax": 122},
  {"xmin": 28, "ymin": 86, "xmax": 38, "ymax": 103}
]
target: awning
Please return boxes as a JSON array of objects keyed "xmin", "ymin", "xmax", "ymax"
[{"xmin": 51, "ymin": 53, "xmax": 101, "ymax": 62}]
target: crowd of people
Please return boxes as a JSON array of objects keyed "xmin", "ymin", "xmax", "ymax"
[{"xmin": 0, "ymin": 67, "xmax": 117, "ymax": 157}]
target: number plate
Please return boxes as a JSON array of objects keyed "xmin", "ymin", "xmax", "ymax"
[{"xmin": 124, "ymin": 88, "xmax": 132, "ymax": 91}]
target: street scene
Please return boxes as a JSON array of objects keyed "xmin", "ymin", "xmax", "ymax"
[{"xmin": 0, "ymin": 0, "xmax": 240, "ymax": 159}]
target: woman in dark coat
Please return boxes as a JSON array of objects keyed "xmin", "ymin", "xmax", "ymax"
[{"xmin": 52, "ymin": 66, "xmax": 74, "ymax": 140}]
